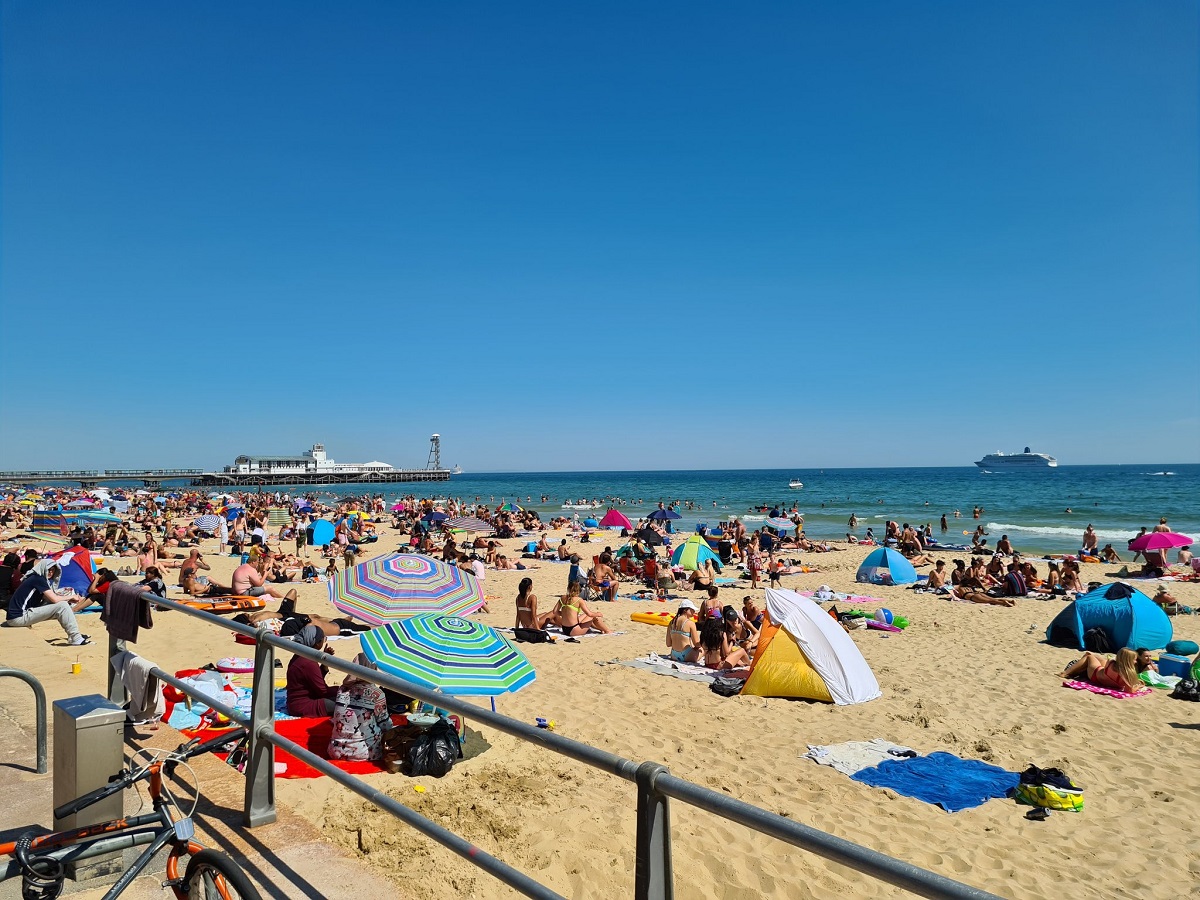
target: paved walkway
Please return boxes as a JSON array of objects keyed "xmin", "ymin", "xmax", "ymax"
[{"xmin": 0, "ymin": 688, "xmax": 397, "ymax": 899}]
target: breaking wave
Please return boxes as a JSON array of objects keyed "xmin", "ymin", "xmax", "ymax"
[{"xmin": 986, "ymin": 523, "xmax": 1137, "ymax": 541}]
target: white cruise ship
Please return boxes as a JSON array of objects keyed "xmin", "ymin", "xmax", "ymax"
[{"xmin": 975, "ymin": 447, "xmax": 1058, "ymax": 470}]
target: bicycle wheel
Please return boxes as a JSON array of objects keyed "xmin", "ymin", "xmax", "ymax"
[{"xmin": 182, "ymin": 849, "xmax": 262, "ymax": 900}]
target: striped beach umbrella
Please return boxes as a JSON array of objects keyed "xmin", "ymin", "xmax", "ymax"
[
  {"xmin": 360, "ymin": 615, "xmax": 536, "ymax": 696},
  {"xmin": 445, "ymin": 516, "xmax": 493, "ymax": 533},
  {"xmin": 193, "ymin": 514, "xmax": 223, "ymax": 532},
  {"xmin": 765, "ymin": 517, "xmax": 794, "ymax": 531},
  {"xmin": 330, "ymin": 553, "xmax": 485, "ymax": 625},
  {"xmin": 671, "ymin": 533, "xmax": 721, "ymax": 571}
]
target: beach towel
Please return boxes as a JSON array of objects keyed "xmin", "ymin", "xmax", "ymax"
[
  {"xmin": 804, "ymin": 739, "xmax": 916, "ymax": 776},
  {"xmin": 184, "ymin": 716, "xmax": 389, "ymax": 779},
  {"xmin": 103, "ymin": 581, "xmax": 153, "ymax": 643},
  {"xmin": 496, "ymin": 627, "xmax": 626, "ymax": 640},
  {"xmin": 1062, "ymin": 679, "xmax": 1152, "ymax": 699},
  {"xmin": 798, "ymin": 590, "xmax": 883, "ymax": 604},
  {"xmin": 851, "ymin": 752, "xmax": 1020, "ymax": 812},
  {"xmin": 613, "ymin": 654, "xmax": 748, "ymax": 685}
]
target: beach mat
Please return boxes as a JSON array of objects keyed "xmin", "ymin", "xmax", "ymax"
[
  {"xmin": 183, "ymin": 716, "xmax": 389, "ymax": 779},
  {"xmin": 612, "ymin": 654, "xmax": 748, "ymax": 685},
  {"xmin": 850, "ymin": 752, "xmax": 1020, "ymax": 812}
]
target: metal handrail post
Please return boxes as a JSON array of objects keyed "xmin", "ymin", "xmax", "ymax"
[
  {"xmin": 107, "ymin": 632, "xmax": 127, "ymax": 706},
  {"xmin": 634, "ymin": 761, "xmax": 673, "ymax": 900},
  {"xmin": 0, "ymin": 668, "xmax": 49, "ymax": 774},
  {"xmin": 244, "ymin": 633, "xmax": 277, "ymax": 827}
]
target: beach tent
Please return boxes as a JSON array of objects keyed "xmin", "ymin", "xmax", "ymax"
[
  {"xmin": 855, "ymin": 547, "xmax": 917, "ymax": 585},
  {"xmin": 1045, "ymin": 583, "xmax": 1172, "ymax": 651},
  {"xmin": 598, "ymin": 509, "xmax": 633, "ymax": 530},
  {"xmin": 50, "ymin": 545, "xmax": 96, "ymax": 596},
  {"xmin": 671, "ymin": 533, "xmax": 721, "ymax": 571},
  {"xmin": 742, "ymin": 589, "xmax": 882, "ymax": 705},
  {"xmin": 307, "ymin": 519, "xmax": 335, "ymax": 547}
]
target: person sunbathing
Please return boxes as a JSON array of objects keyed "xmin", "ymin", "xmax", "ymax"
[
  {"xmin": 555, "ymin": 581, "xmax": 612, "ymax": 635},
  {"xmin": 950, "ymin": 584, "xmax": 1015, "ymax": 607},
  {"xmin": 180, "ymin": 568, "xmax": 234, "ymax": 597},
  {"xmin": 699, "ymin": 617, "xmax": 750, "ymax": 670},
  {"xmin": 234, "ymin": 595, "xmax": 369, "ymax": 639},
  {"xmin": 689, "ymin": 559, "xmax": 717, "ymax": 591},
  {"xmin": 723, "ymin": 605, "xmax": 758, "ymax": 653},
  {"xmin": 664, "ymin": 600, "xmax": 700, "ymax": 662},
  {"xmin": 1060, "ymin": 648, "xmax": 1141, "ymax": 693},
  {"xmin": 514, "ymin": 577, "xmax": 553, "ymax": 630},
  {"xmin": 589, "ymin": 557, "xmax": 618, "ymax": 602}
]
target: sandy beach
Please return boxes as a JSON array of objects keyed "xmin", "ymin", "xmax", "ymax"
[{"xmin": 2, "ymin": 521, "xmax": 1198, "ymax": 899}]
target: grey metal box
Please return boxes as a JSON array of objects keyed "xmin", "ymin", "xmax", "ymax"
[{"xmin": 52, "ymin": 694, "xmax": 125, "ymax": 877}]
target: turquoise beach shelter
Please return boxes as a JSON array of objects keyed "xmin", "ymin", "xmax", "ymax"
[
  {"xmin": 307, "ymin": 519, "xmax": 335, "ymax": 548},
  {"xmin": 1045, "ymin": 583, "xmax": 1172, "ymax": 651},
  {"xmin": 855, "ymin": 547, "xmax": 917, "ymax": 585}
]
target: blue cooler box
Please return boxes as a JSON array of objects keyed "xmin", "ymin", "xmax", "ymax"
[{"xmin": 1157, "ymin": 654, "xmax": 1193, "ymax": 679}]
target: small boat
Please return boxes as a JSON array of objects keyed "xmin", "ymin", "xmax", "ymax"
[{"xmin": 788, "ymin": 479, "xmax": 804, "ymax": 489}]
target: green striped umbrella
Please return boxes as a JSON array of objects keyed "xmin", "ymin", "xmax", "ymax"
[{"xmin": 360, "ymin": 615, "xmax": 536, "ymax": 696}]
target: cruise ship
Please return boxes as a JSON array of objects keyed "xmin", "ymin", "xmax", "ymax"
[{"xmin": 975, "ymin": 447, "xmax": 1058, "ymax": 470}]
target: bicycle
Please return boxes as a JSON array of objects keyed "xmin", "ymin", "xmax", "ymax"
[{"xmin": 0, "ymin": 726, "xmax": 262, "ymax": 900}]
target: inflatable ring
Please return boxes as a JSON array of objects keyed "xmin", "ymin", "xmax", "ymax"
[{"xmin": 216, "ymin": 657, "xmax": 255, "ymax": 674}]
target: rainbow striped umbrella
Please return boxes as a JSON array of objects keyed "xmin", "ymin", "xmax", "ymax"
[
  {"xmin": 329, "ymin": 553, "xmax": 485, "ymax": 625},
  {"xmin": 360, "ymin": 615, "xmax": 535, "ymax": 696},
  {"xmin": 496, "ymin": 502, "xmax": 522, "ymax": 513},
  {"xmin": 764, "ymin": 517, "xmax": 794, "ymax": 530},
  {"xmin": 445, "ymin": 516, "xmax": 493, "ymax": 533}
]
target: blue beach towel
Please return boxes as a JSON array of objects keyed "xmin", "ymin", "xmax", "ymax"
[{"xmin": 851, "ymin": 752, "xmax": 1019, "ymax": 812}]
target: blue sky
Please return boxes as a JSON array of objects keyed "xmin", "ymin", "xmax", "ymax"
[{"xmin": 1, "ymin": 1, "xmax": 1196, "ymax": 472}]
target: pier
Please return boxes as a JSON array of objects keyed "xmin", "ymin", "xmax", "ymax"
[{"xmin": 0, "ymin": 467, "xmax": 451, "ymax": 489}]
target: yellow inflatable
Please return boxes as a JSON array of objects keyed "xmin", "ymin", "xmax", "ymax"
[{"xmin": 630, "ymin": 611, "xmax": 673, "ymax": 627}]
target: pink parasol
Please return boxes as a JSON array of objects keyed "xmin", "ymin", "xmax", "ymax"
[
  {"xmin": 1128, "ymin": 531, "xmax": 1192, "ymax": 552},
  {"xmin": 390, "ymin": 502, "xmax": 407, "ymax": 512}
]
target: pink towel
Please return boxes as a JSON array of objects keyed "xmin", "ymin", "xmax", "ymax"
[{"xmin": 1062, "ymin": 679, "xmax": 1151, "ymax": 699}]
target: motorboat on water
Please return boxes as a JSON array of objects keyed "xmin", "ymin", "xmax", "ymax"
[{"xmin": 788, "ymin": 479, "xmax": 804, "ymax": 489}]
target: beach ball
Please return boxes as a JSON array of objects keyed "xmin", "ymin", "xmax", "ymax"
[{"xmin": 874, "ymin": 608, "xmax": 894, "ymax": 625}]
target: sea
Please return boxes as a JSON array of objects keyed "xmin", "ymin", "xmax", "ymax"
[{"xmin": 24, "ymin": 465, "xmax": 1198, "ymax": 557}]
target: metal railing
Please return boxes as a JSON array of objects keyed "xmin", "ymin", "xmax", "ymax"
[
  {"xmin": 107, "ymin": 596, "xmax": 1002, "ymax": 900},
  {"xmin": 0, "ymin": 668, "xmax": 48, "ymax": 774}
]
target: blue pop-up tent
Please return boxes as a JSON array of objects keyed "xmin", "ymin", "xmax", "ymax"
[
  {"xmin": 307, "ymin": 519, "xmax": 335, "ymax": 548},
  {"xmin": 856, "ymin": 547, "xmax": 918, "ymax": 585},
  {"xmin": 1045, "ymin": 583, "xmax": 1172, "ymax": 651}
]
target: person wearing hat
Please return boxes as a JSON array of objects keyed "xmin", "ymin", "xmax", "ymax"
[
  {"xmin": 665, "ymin": 599, "xmax": 701, "ymax": 663},
  {"xmin": 3, "ymin": 559, "xmax": 90, "ymax": 645}
]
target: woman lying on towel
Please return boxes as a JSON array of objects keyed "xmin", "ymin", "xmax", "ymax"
[
  {"xmin": 232, "ymin": 592, "xmax": 370, "ymax": 639},
  {"xmin": 1059, "ymin": 648, "xmax": 1142, "ymax": 693}
]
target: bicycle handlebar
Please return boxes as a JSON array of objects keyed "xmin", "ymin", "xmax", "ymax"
[
  {"xmin": 52, "ymin": 726, "xmax": 250, "ymax": 820},
  {"xmin": 53, "ymin": 773, "xmax": 131, "ymax": 821}
]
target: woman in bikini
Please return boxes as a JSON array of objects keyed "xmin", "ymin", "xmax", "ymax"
[
  {"xmin": 555, "ymin": 581, "xmax": 612, "ymax": 635},
  {"xmin": 664, "ymin": 600, "xmax": 700, "ymax": 662},
  {"xmin": 1060, "ymin": 648, "xmax": 1141, "ymax": 693},
  {"xmin": 514, "ymin": 577, "xmax": 553, "ymax": 630},
  {"xmin": 699, "ymin": 617, "xmax": 750, "ymax": 670}
]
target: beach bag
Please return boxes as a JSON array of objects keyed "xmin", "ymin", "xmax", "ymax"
[
  {"xmin": 710, "ymin": 676, "xmax": 744, "ymax": 697},
  {"xmin": 1170, "ymin": 678, "xmax": 1200, "ymax": 702},
  {"xmin": 513, "ymin": 627, "xmax": 551, "ymax": 644},
  {"xmin": 405, "ymin": 719, "xmax": 462, "ymax": 777},
  {"xmin": 1083, "ymin": 627, "xmax": 1112, "ymax": 653},
  {"xmin": 1015, "ymin": 766, "xmax": 1084, "ymax": 812}
]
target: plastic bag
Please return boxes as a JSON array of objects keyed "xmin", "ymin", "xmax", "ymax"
[{"xmin": 405, "ymin": 719, "xmax": 462, "ymax": 777}]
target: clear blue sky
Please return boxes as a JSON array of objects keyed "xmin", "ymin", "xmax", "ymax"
[{"xmin": 2, "ymin": 1, "xmax": 1196, "ymax": 471}]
